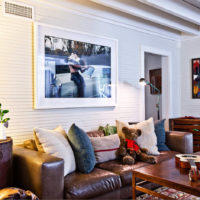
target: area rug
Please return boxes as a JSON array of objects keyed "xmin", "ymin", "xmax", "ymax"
[{"xmin": 136, "ymin": 186, "xmax": 200, "ymax": 200}]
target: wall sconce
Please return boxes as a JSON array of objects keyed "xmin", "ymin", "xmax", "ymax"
[{"xmin": 139, "ymin": 78, "xmax": 161, "ymax": 120}]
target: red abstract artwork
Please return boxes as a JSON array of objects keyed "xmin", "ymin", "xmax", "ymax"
[{"xmin": 192, "ymin": 58, "xmax": 200, "ymax": 98}]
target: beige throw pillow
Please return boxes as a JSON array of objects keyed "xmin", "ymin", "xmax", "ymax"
[
  {"xmin": 116, "ymin": 118, "xmax": 160, "ymax": 155},
  {"xmin": 89, "ymin": 134, "xmax": 120, "ymax": 163},
  {"xmin": 34, "ymin": 127, "xmax": 76, "ymax": 176},
  {"xmin": 116, "ymin": 120, "xmax": 129, "ymax": 139},
  {"xmin": 34, "ymin": 125, "xmax": 66, "ymax": 152}
]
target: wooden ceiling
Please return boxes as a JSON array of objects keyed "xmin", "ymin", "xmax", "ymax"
[{"xmin": 90, "ymin": 0, "xmax": 200, "ymax": 35}]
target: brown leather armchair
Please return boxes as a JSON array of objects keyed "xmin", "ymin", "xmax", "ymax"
[{"xmin": 13, "ymin": 131, "xmax": 193, "ymax": 199}]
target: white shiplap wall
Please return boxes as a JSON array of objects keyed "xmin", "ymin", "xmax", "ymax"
[
  {"xmin": 180, "ymin": 37, "xmax": 200, "ymax": 116},
  {"xmin": 0, "ymin": 0, "xmax": 180, "ymax": 144}
]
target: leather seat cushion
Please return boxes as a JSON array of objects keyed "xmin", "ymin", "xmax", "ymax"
[
  {"xmin": 97, "ymin": 151, "xmax": 178, "ymax": 186},
  {"xmin": 64, "ymin": 168, "xmax": 122, "ymax": 199}
]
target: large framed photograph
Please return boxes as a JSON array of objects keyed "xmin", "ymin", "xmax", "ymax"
[
  {"xmin": 192, "ymin": 58, "xmax": 200, "ymax": 98},
  {"xmin": 34, "ymin": 23, "xmax": 118, "ymax": 109}
]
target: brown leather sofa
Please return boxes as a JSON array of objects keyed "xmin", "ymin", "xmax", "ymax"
[{"xmin": 13, "ymin": 131, "xmax": 193, "ymax": 200}]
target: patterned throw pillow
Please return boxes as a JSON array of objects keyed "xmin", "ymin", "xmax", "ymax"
[
  {"xmin": 68, "ymin": 124, "xmax": 96, "ymax": 173},
  {"xmin": 89, "ymin": 134, "xmax": 120, "ymax": 163},
  {"xmin": 23, "ymin": 139, "xmax": 38, "ymax": 151}
]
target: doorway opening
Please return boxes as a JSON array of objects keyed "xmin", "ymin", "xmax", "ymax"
[
  {"xmin": 140, "ymin": 46, "xmax": 171, "ymax": 121},
  {"xmin": 145, "ymin": 53, "xmax": 163, "ymax": 120}
]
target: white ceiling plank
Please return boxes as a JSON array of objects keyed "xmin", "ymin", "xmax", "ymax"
[
  {"xmin": 183, "ymin": 0, "xmax": 200, "ymax": 9},
  {"xmin": 137, "ymin": 0, "xmax": 200, "ymax": 25},
  {"xmin": 15, "ymin": 0, "xmax": 181, "ymax": 40},
  {"xmin": 90, "ymin": 0, "xmax": 200, "ymax": 35}
]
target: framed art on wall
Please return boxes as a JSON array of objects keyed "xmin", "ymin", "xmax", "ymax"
[
  {"xmin": 34, "ymin": 23, "xmax": 118, "ymax": 109},
  {"xmin": 149, "ymin": 68, "xmax": 162, "ymax": 94},
  {"xmin": 192, "ymin": 58, "xmax": 200, "ymax": 98}
]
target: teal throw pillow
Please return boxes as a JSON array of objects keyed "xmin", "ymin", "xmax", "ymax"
[
  {"xmin": 154, "ymin": 119, "xmax": 170, "ymax": 151},
  {"xmin": 68, "ymin": 124, "xmax": 96, "ymax": 173}
]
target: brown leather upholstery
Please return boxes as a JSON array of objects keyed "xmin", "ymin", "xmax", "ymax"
[
  {"xmin": 13, "ymin": 146, "xmax": 64, "ymax": 200},
  {"xmin": 0, "ymin": 187, "xmax": 39, "ymax": 200},
  {"xmin": 97, "ymin": 151, "xmax": 177, "ymax": 186},
  {"xmin": 64, "ymin": 168, "xmax": 121, "ymax": 199},
  {"xmin": 0, "ymin": 137, "xmax": 12, "ymax": 189},
  {"xmin": 166, "ymin": 131, "xmax": 193, "ymax": 154},
  {"xmin": 87, "ymin": 130, "xmax": 104, "ymax": 137},
  {"xmin": 96, "ymin": 160, "xmax": 147, "ymax": 186}
]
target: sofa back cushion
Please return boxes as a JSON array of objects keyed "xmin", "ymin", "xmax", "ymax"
[
  {"xmin": 87, "ymin": 130, "xmax": 104, "ymax": 137},
  {"xmin": 89, "ymin": 134, "xmax": 120, "ymax": 163},
  {"xmin": 68, "ymin": 124, "xmax": 96, "ymax": 173}
]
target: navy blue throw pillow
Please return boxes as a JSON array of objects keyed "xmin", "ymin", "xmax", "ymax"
[
  {"xmin": 68, "ymin": 124, "xmax": 96, "ymax": 173},
  {"xmin": 154, "ymin": 119, "xmax": 170, "ymax": 151}
]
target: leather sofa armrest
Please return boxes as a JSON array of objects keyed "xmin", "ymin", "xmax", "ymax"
[
  {"xmin": 13, "ymin": 146, "xmax": 64, "ymax": 200},
  {"xmin": 166, "ymin": 131, "xmax": 193, "ymax": 154}
]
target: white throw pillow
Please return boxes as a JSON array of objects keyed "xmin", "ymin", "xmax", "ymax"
[
  {"xmin": 89, "ymin": 134, "xmax": 120, "ymax": 163},
  {"xmin": 131, "ymin": 118, "xmax": 160, "ymax": 155},
  {"xmin": 34, "ymin": 127, "xmax": 76, "ymax": 176},
  {"xmin": 116, "ymin": 118, "xmax": 160, "ymax": 155}
]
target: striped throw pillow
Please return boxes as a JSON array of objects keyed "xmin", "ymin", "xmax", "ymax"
[{"xmin": 89, "ymin": 134, "xmax": 120, "ymax": 163}]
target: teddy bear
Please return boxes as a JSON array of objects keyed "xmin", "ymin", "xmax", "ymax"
[{"xmin": 116, "ymin": 127, "xmax": 156, "ymax": 165}]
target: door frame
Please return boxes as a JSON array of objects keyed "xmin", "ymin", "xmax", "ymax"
[{"xmin": 140, "ymin": 45, "xmax": 172, "ymax": 121}]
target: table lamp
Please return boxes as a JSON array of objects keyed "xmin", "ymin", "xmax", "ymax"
[{"xmin": 139, "ymin": 78, "xmax": 161, "ymax": 120}]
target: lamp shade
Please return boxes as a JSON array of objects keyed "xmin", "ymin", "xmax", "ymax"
[{"xmin": 139, "ymin": 78, "xmax": 149, "ymax": 86}]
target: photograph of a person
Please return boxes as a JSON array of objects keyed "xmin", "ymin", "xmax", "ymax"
[{"xmin": 44, "ymin": 35, "xmax": 111, "ymax": 98}]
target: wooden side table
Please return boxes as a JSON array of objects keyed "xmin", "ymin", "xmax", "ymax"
[
  {"xmin": 169, "ymin": 118, "xmax": 200, "ymax": 152},
  {"xmin": 0, "ymin": 137, "xmax": 13, "ymax": 189}
]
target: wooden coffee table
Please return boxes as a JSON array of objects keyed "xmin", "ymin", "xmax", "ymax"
[{"xmin": 132, "ymin": 157, "xmax": 200, "ymax": 200}]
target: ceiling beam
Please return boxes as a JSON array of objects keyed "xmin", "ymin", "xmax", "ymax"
[
  {"xmin": 90, "ymin": 0, "xmax": 200, "ymax": 35},
  {"xmin": 138, "ymin": 0, "xmax": 200, "ymax": 26}
]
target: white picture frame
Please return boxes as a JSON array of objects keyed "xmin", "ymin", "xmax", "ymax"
[{"xmin": 34, "ymin": 23, "xmax": 118, "ymax": 109}]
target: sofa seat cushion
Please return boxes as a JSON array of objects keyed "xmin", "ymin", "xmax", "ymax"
[
  {"xmin": 96, "ymin": 160, "xmax": 148, "ymax": 186},
  {"xmin": 97, "ymin": 151, "xmax": 178, "ymax": 186},
  {"xmin": 64, "ymin": 168, "xmax": 122, "ymax": 199}
]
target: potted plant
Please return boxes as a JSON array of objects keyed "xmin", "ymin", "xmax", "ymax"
[{"xmin": 0, "ymin": 103, "xmax": 10, "ymax": 140}]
